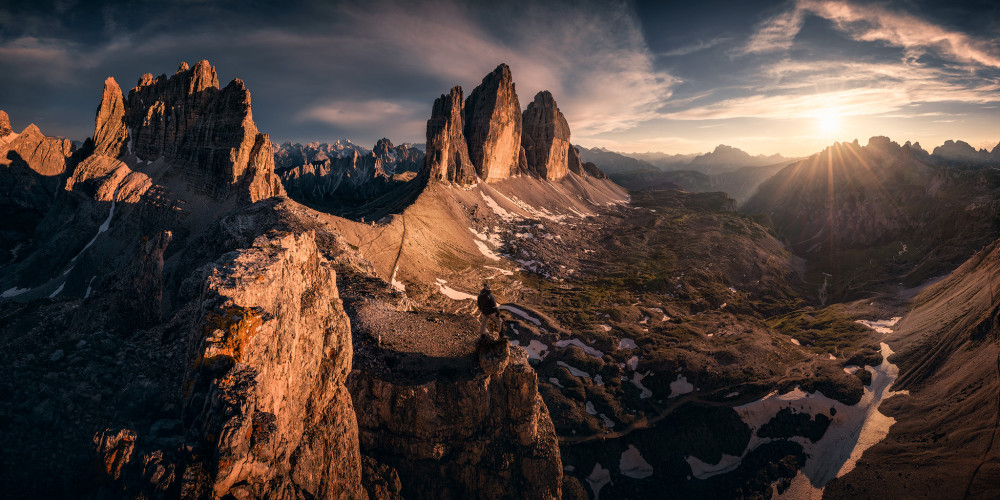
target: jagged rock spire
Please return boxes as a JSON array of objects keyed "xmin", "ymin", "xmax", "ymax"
[
  {"xmin": 93, "ymin": 77, "xmax": 129, "ymax": 157},
  {"xmin": 425, "ymin": 86, "xmax": 477, "ymax": 184},
  {"xmin": 522, "ymin": 90, "xmax": 571, "ymax": 180},
  {"xmin": 88, "ymin": 59, "xmax": 284, "ymax": 203},
  {"xmin": 463, "ymin": 63, "xmax": 522, "ymax": 182}
]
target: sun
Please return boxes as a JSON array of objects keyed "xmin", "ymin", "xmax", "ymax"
[{"xmin": 816, "ymin": 109, "xmax": 841, "ymax": 137}]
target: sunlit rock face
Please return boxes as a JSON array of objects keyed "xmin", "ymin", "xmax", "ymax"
[
  {"xmin": 91, "ymin": 231, "xmax": 364, "ymax": 499},
  {"xmin": 522, "ymin": 91, "xmax": 571, "ymax": 181},
  {"xmin": 425, "ymin": 86, "xmax": 477, "ymax": 184},
  {"xmin": 93, "ymin": 60, "xmax": 285, "ymax": 203},
  {"xmin": 463, "ymin": 64, "xmax": 522, "ymax": 183}
]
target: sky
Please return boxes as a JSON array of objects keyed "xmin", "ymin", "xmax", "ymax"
[{"xmin": 0, "ymin": 0, "xmax": 997, "ymax": 157}]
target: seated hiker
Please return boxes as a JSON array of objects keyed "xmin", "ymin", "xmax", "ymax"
[{"xmin": 477, "ymin": 282, "xmax": 502, "ymax": 338}]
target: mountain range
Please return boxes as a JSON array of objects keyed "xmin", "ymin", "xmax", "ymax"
[{"xmin": 2, "ymin": 59, "xmax": 1000, "ymax": 500}]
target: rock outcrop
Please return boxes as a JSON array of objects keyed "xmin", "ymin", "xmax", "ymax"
[
  {"xmin": 0, "ymin": 110, "xmax": 11, "ymax": 136},
  {"xmin": 521, "ymin": 91, "xmax": 571, "ymax": 181},
  {"xmin": 348, "ymin": 345, "xmax": 563, "ymax": 499},
  {"xmin": 1, "ymin": 122, "xmax": 74, "ymax": 177},
  {"xmin": 93, "ymin": 77, "xmax": 129, "ymax": 158},
  {"xmin": 581, "ymin": 161, "xmax": 607, "ymax": 179},
  {"xmin": 463, "ymin": 64, "xmax": 522, "ymax": 182},
  {"xmin": 0, "ymin": 117, "xmax": 77, "ymax": 265},
  {"xmin": 180, "ymin": 230, "xmax": 362, "ymax": 498},
  {"xmin": 425, "ymin": 86, "xmax": 477, "ymax": 184},
  {"xmin": 91, "ymin": 60, "xmax": 284, "ymax": 203},
  {"xmin": 91, "ymin": 230, "xmax": 364, "ymax": 498}
]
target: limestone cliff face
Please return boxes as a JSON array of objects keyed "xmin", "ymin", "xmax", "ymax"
[
  {"xmin": 425, "ymin": 86, "xmax": 477, "ymax": 184},
  {"xmin": 180, "ymin": 230, "xmax": 362, "ymax": 499},
  {"xmin": 91, "ymin": 60, "xmax": 284, "ymax": 203},
  {"xmin": 348, "ymin": 340, "xmax": 563, "ymax": 499},
  {"xmin": 521, "ymin": 91, "xmax": 571, "ymax": 181},
  {"xmin": 93, "ymin": 77, "xmax": 129, "ymax": 158},
  {"xmin": 463, "ymin": 64, "xmax": 522, "ymax": 183},
  {"xmin": 94, "ymin": 230, "xmax": 364, "ymax": 498}
]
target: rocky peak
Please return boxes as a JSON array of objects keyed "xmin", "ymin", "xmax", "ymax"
[
  {"xmin": 521, "ymin": 90, "xmax": 571, "ymax": 180},
  {"xmin": 0, "ymin": 109, "xmax": 11, "ymax": 136},
  {"xmin": 373, "ymin": 137, "xmax": 394, "ymax": 157},
  {"xmin": 93, "ymin": 77, "xmax": 128, "ymax": 157},
  {"xmin": 425, "ymin": 86, "xmax": 477, "ymax": 184},
  {"xmin": 463, "ymin": 63, "xmax": 522, "ymax": 182},
  {"xmin": 89, "ymin": 60, "xmax": 285, "ymax": 202}
]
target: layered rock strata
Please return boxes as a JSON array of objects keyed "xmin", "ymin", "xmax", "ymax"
[
  {"xmin": 424, "ymin": 86, "xmax": 477, "ymax": 184},
  {"xmin": 463, "ymin": 64, "xmax": 522, "ymax": 182},
  {"xmin": 521, "ymin": 91, "xmax": 571, "ymax": 180},
  {"xmin": 92, "ymin": 60, "xmax": 284, "ymax": 203}
]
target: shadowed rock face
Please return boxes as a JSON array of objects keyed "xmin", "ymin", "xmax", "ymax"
[
  {"xmin": 464, "ymin": 64, "xmax": 522, "ymax": 183},
  {"xmin": 348, "ymin": 344, "xmax": 562, "ymax": 499},
  {"xmin": 425, "ymin": 86, "xmax": 477, "ymax": 184},
  {"xmin": 92, "ymin": 60, "xmax": 284, "ymax": 203},
  {"xmin": 522, "ymin": 91, "xmax": 571, "ymax": 181}
]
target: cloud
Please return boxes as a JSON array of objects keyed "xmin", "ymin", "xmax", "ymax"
[
  {"xmin": 332, "ymin": 0, "xmax": 678, "ymax": 137},
  {"xmin": 659, "ymin": 37, "xmax": 730, "ymax": 57},
  {"xmin": 298, "ymin": 99, "xmax": 424, "ymax": 128},
  {"xmin": 742, "ymin": 0, "xmax": 1000, "ymax": 69}
]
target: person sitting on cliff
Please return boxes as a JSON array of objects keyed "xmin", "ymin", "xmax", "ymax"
[{"xmin": 477, "ymin": 282, "xmax": 502, "ymax": 338}]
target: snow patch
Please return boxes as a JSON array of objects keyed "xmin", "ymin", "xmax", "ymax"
[
  {"xmin": 620, "ymin": 445, "xmax": 654, "ymax": 479},
  {"xmin": 619, "ymin": 338, "xmax": 637, "ymax": 349},
  {"xmin": 586, "ymin": 463, "xmax": 611, "ymax": 500},
  {"xmin": 557, "ymin": 361, "xmax": 592, "ymax": 378},
  {"xmin": 855, "ymin": 317, "xmax": 902, "ymax": 335},
  {"xmin": 631, "ymin": 371, "xmax": 653, "ymax": 398},
  {"xmin": 499, "ymin": 304, "xmax": 542, "ymax": 325},
  {"xmin": 49, "ymin": 282, "xmax": 65, "ymax": 298},
  {"xmin": 2, "ymin": 287, "xmax": 30, "ymax": 298},
  {"xmin": 511, "ymin": 339, "xmax": 549, "ymax": 361},
  {"xmin": 689, "ymin": 343, "xmax": 907, "ymax": 492},
  {"xmin": 434, "ymin": 279, "xmax": 475, "ymax": 300},
  {"xmin": 626, "ymin": 355, "xmax": 639, "ymax": 371},
  {"xmin": 555, "ymin": 338, "xmax": 604, "ymax": 359},
  {"xmin": 600, "ymin": 324, "xmax": 612, "ymax": 332},
  {"xmin": 85, "ymin": 276, "xmax": 96, "ymax": 299},
  {"xmin": 548, "ymin": 377, "xmax": 564, "ymax": 388},
  {"xmin": 599, "ymin": 413, "xmax": 615, "ymax": 428},
  {"xmin": 585, "ymin": 401, "xmax": 597, "ymax": 415},
  {"xmin": 480, "ymin": 191, "xmax": 514, "ymax": 221},
  {"xmin": 687, "ymin": 453, "xmax": 742, "ymax": 479},
  {"xmin": 790, "ymin": 338, "xmax": 801, "ymax": 346},
  {"xmin": 390, "ymin": 267, "xmax": 405, "ymax": 292},
  {"xmin": 669, "ymin": 374, "xmax": 694, "ymax": 398},
  {"xmin": 484, "ymin": 266, "xmax": 513, "ymax": 276}
]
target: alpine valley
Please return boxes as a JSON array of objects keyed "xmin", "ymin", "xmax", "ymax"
[{"xmin": 2, "ymin": 25, "xmax": 1000, "ymax": 500}]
